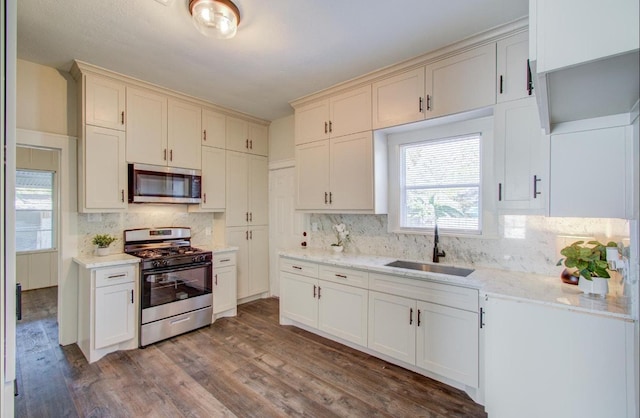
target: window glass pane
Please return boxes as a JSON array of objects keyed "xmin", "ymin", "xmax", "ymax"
[
  {"xmin": 400, "ymin": 134, "xmax": 481, "ymax": 233},
  {"xmin": 15, "ymin": 170, "xmax": 54, "ymax": 251}
]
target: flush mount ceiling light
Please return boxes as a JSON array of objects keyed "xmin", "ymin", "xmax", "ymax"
[{"xmin": 189, "ymin": 0, "xmax": 241, "ymax": 39}]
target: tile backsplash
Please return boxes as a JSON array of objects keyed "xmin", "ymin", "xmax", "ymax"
[
  {"xmin": 307, "ymin": 214, "xmax": 630, "ymax": 277},
  {"xmin": 77, "ymin": 205, "xmax": 214, "ymax": 256}
]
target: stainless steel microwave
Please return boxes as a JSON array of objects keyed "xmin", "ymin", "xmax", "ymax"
[{"xmin": 128, "ymin": 163, "xmax": 202, "ymax": 204}]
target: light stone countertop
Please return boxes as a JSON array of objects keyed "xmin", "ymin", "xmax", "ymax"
[
  {"xmin": 280, "ymin": 249, "xmax": 634, "ymax": 321},
  {"xmin": 73, "ymin": 253, "xmax": 141, "ymax": 269}
]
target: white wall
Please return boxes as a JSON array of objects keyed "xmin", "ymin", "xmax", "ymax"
[
  {"xmin": 268, "ymin": 114, "xmax": 294, "ymax": 162},
  {"xmin": 17, "ymin": 59, "xmax": 77, "ymax": 137}
]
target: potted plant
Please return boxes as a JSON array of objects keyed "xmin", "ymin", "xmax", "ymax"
[
  {"xmin": 92, "ymin": 234, "xmax": 117, "ymax": 256},
  {"xmin": 331, "ymin": 223, "xmax": 350, "ymax": 253},
  {"xmin": 556, "ymin": 240, "xmax": 617, "ymax": 296}
]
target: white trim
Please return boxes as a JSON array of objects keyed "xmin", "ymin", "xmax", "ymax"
[
  {"xmin": 16, "ymin": 128, "xmax": 79, "ymax": 346},
  {"xmin": 269, "ymin": 158, "xmax": 295, "ymax": 171}
]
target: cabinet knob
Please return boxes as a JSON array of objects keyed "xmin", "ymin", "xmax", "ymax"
[
  {"xmin": 164, "ymin": 149, "xmax": 167, "ymax": 161},
  {"xmin": 203, "ymin": 129, "xmax": 207, "ymax": 141},
  {"xmin": 121, "ymin": 111, "xmax": 125, "ymax": 125},
  {"xmin": 215, "ymin": 274, "xmax": 218, "ymax": 286},
  {"xmin": 328, "ymin": 121, "xmax": 332, "ymax": 133},
  {"xmin": 121, "ymin": 189, "xmax": 125, "ymax": 202},
  {"xmin": 426, "ymin": 95, "xmax": 431, "ymax": 111},
  {"xmin": 533, "ymin": 175, "xmax": 542, "ymax": 199},
  {"xmin": 324, "ymin": 121, "xmax": 328, "ymax": 134},
  {"xmin": 409, "ymin": 307, "xmax": 413, "ymax": 325},
  {"xmin": 499, "ymin": 75, "xmax": 504, "ymax": 94},
  {"xmin": 203, "ymin": 193, "xmax": 207, "ymax": 204},
  {"xmin": 170, "ymin": 149, "xmax": 173, "ymax": 161}
]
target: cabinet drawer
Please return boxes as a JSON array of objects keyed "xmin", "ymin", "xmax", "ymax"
[
  {"xmin": 319, "ymin": 265, "xmax": 369, "ymax": 289},
  {"xmin": 95, "ymin": 265, "xmax": 136, "ymax": 288},
  {"xmin": 280, "ymin": 257, "xmax": 319, "ymax": 278},
  {"xmin": 369, "ymin": 272, "xmax": 478, "ymax": 312},
  {"xmin": 214, "ymin": 252, "xmax": 237, "ymax": 268}
]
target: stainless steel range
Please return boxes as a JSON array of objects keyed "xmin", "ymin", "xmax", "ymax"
[{"xmin": 124, "ymin": 227, "xmax": 213, "ymax": 347}]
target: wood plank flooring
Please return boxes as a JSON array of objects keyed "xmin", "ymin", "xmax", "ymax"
[{"xmin": 16, "ymin": 287, "xmax": 487, "ymax": 417}]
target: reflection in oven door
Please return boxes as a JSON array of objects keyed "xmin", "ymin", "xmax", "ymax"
[{"xmin": 142, "ymin": 263, "xmax": 212, "ymax": 310}]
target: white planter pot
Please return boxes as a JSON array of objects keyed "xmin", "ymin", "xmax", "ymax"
[
  {"xmin": 578, "ymin": 275, "xmax": 608, "ymax": 296},
  {"xmin": 331, "ymin": 245, "xmax": 344, "ymax": 253},
  {"xmin": 95, "ymin": 246, "xmax": 110, "ymax": 256}
]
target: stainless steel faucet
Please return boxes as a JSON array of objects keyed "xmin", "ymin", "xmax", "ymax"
[{"xmin": 432, "ymin": 224, "xmax": 445, "ymax": 263}]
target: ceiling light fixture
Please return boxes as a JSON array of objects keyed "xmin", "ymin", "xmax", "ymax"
[{"xmin": 189, "ymin": 0, "xmax": 241, "ymax": 39}]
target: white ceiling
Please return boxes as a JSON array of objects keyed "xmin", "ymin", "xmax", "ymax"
[{"xmin": 17, "ymin": 0, "xmax": 528, "ymax": 121}]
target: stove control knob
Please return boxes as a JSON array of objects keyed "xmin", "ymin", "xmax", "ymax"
[
  {"xmin": 152, "ymin": 261, "xmax": 160, "ymax": 268},
  {"xmin": 161, "ymin": 259, "xmax": 169, "ymax": 267}
]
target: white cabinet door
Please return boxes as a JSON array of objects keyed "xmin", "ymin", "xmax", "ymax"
[
  {"xmin": 85, "ymin": 74, "xmax": 126, "ymax": 131},
  {"xmin": 248, "ymin": 155, "xmax": 269, "ymax": 225},
  {"xmin": 226, "ymin": 227, "xmax": 249, "ymax": 299},
  {"xmin": 248, "ymin": 122, "xmax": 269, "ymax": 156},
  {"xmin": 126, "ymin": 87, "xmax": 167, "ymax": 166},
  {"xmin": 318, "ymin": 280, "xmax": 368, "ymax": 347},
  {"xmin": 167, "ymin": 99, "xmax": 201, "ymax": 169},
  {"xmin": 425, "ymin": 43, "xmax": 496, "ymax": 119},
  {"xmin": 330, "ymin": 131, "xmax": 373, "ymax": 210},
  {"xmin": 494, "ymin": 97, "xmax": 548, "ymax": 212},
  {"xmin": 416, "ymin": 301, "xmax": 478, "ymax": 387},
  {"xmin": 485, "ymin": 296, "xmax": 633, "ymax": 418},
  {"xmin": 372, "ymin": 67, "xmax": 425, "ymax": 129},
  {"xmin": 83, "ymin": 125, "xmax": 127, "ymax": 210},
  {"xmin": 329, "ymin": 85, "xmax": 372, "ymax": 138},
  {"xmin": 200, "ymin": 146, "xmax": 226, "ymax": 211},
  {"xmin": 531, "ymin": 0, "xmax": 639, "ymax": 73},
  {"xmin": 227, "ymin": 225, "xmax": 269, "ymax": 300},
  {"xmin": 247, "ymin": 225, "xmax": 269, "ymax": 297},
  {"xmin": 225, "ymin": 151, "xmax": 249, "ymax": 226},
  {"xmin": 213, "ymin": 265, "xmax": 236, "ymax": 314},
  {"xmin": 368, "ymin": 291, "xmax": 416, "ymax": 365},
  {"xmin": 202, "ymin": 109, "xmax": 226, "ymax": 148},
  {"xmin": 549, "ymin": 126, "xmax": 629, "ymax": 218},
  {"xmin": 94, "ymin": 281, "xmax": 135, "ymax": 349},
  {"xmin": 226, "ymin": 117, "xmax": 268, "ymax": 156},
  {"xmin": 497, "ymin": 31, "xmax": 531, "ymax": 103},
  {"xmin": 295, "ymin": 100, "xmax": 330, "ymax": 145},
  {"xmin": 296, "ymin": 140, "xmax": 330, "ymax": 209},
  {"xmin": 280, "ymin": 272, "xmax": 318, "ymax": 327}
]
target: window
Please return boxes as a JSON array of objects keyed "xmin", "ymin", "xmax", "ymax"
[
  {"xmin": 15, "ymin": 170, "xmax": 55, "ymax": 252},
  {"xmin": 400, "ymin": 134, "xmax": 481, "ymax": 233}
]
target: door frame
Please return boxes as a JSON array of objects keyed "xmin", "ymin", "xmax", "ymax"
[{"xmin": 17, "ymin": 128, "xmax": 78, "ymax": 346}]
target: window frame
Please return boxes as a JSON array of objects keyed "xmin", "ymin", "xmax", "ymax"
[
  {"xmin": 387, "ymin": 115, "xmax": 497, "ymax": 237},
  {"xmin": 15, "ymin": 168, "xmax": 57, "ymax": 253}
]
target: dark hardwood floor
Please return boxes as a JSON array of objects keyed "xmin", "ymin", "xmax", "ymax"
[{"xmin": 15, "ymin": 287, "xmax": 486, "ymax": 417}]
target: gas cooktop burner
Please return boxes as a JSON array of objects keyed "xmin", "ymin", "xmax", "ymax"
[{"xmin": 132, "ymin": 246, "xmax": 204, "ymax": 260}]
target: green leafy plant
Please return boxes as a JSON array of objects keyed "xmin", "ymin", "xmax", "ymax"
[
  {"xmin": 92, "ymin": 234, "xmax": 117, "ymax": 248},
  {"xmin": 556, "ymin": 240, "xmax": 617, "ymax": 280}
]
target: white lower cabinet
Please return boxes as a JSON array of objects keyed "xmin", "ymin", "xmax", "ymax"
[
  {"xmin": 77, "ymin": 262, "xmax": 138, "ymax": 363},
  {"xmin": 280, "ymin": 260, "xmax": 369, "ymax": 347},
  {"xmin": 279, "ymin": 256, "xmax": 480, "ymax": 392},
  {"xmin": 484, "ymin": 295, "xmax": 635, "ymax": 418},
  {"xmin": 212, "ymin": 251, "xmax": 237, "ymax": 319},
  {"xmin": 226, "ymin": 225, "xmax": 269, "ymax": 300}
]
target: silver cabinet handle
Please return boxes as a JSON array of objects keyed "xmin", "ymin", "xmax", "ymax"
[{"xmin": 108, "ymin": 273, "xmax": 127, "ymax": 279}]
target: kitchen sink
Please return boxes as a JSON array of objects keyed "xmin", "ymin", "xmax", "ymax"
[{"xmin": 384, "ymin": 260, "xmax": 474, "ymax": 277}]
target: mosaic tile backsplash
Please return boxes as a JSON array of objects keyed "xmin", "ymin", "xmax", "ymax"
[{"xmin": 307, "ymin": 214, "xmax": 630, "ymax": 277}]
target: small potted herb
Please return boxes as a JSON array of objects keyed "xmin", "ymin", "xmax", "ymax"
[
  {"xmin": 557, "ymin": 240, "xmax": 617, "ymax": 295},
  {"xmin": 92, "ymin": 234, "xmax": 117, "ymax": 256}
]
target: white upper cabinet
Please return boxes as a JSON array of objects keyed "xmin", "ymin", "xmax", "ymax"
[
  {"xmin": 494, "ymin": 97, "xmax": 549, "ymax": 213},
  {"xmin": 202, "ymin": 109, "xmax": 226, "ymax": 148},
  {"xmin": 530, "ymin": 0, "xmax": 639, "ymax": 74},
  {"xmin": 85, "ymin": 74, "xmax": 126, "ymax": 131},
  {"xmin": 200, "ymin": 146, "xmax": 226, "ymax": 211},
  {"xmin": 424, "ymin": 43, "xmax": 496, "ymax": 119},
  {"xmin": 529, "ymin": 0, "xmax": 639, "ymax": 131},
  {"xmin": 496, "ymin": 31, "xmax": 532, "ymax": 103},
  {"xmin": 167, "ymin": 99, "xmax": 202, "ymax": 169},
  {"xmin": 296, "ymin": 131, "xmax": 381, "ymax": 212},
  {"xmin": 81, "ymin": 125, "xmax": 127, "ymax": 212},
  {"xmin": 295, "ymin": 85, "xmax": 372, "ymax": 145},
  {"xmin": 549, "ymin": 124, "xmax": 631, "ymax": 219},
  {"xmin": 126, "ymin": 87, "xmax": 168, "ymax": 166},
  {"xmin": 226, "ymin": 116, "xmax": 269, "ymax": 156},
  {"xmin": 226, "ymin": 151, "xmax": 268, "ymax": 226},
  {"xmin": 372, "ymin": 67, "xmax": 425, "ymax": 129}
]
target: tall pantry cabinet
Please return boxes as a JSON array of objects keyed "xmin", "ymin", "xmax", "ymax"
[{"xmin": 225, "ymin": 127, "xmax": 270, "ymax": 301}]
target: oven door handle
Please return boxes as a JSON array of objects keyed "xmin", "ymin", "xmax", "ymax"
[{"xmin": 142, "ymin": 261, "xmax": 212, "ymax": 276}]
